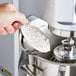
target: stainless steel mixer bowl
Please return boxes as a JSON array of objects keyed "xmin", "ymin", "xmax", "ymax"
[{"xmin": 19, "ymin": 35, "xmax": 76, "ymax": 76}]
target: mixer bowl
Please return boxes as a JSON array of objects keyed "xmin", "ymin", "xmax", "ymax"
[{"xmin": 19, "ymin": 36, "xmax": 76, "ymax": 76}]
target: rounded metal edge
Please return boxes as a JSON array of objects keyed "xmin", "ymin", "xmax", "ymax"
[
  {"xmin": 51, "ymin": 21, "xmax": 76, "ymax": 31},
  {"xmin": 49, "ymin": 25, "xmax": 76, "ymax": 37}
]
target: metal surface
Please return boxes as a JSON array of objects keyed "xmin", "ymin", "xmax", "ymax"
[
  {"xmin": 54, "ymin": 38, "xmax": 76, "ymax": 63},
  {"xmin": 20, "ymin": 47, "xmax": 76, "ymax": 76},
  {"xmin": 19, "ymin": 0, "xmax": 76, "ymax": 76},
  {"xmin": 50, "ymin": 0, "xmax": 76, "ymax": 38},
  {"xmin": 49, "ymin": 22, "xmax": 76, "ymax": 37},
  {"xmin": 58, "ymin": 65, "xmax": 66, "ymax": 76},
  {"xmin": 19, "ymin": 33, "xmax": 76, "ymax": 76}
]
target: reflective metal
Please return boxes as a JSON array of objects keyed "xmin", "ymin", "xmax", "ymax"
[
  {"xmin": 54, "ymin": 38, "xmax": 76, "ymax": 62},
  {"xmin": 19, "ymin": 33, "xmax": 76, "ymax": 76},
  {"xmin": 19, "ymin": 0, "xmax": 76, "ymax": 76},
  {"xmin": 49, "ymin": 22, "xmax": 76, "ymax": 38}
]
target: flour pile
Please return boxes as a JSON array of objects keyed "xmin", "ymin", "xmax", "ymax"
[{"xmin": 21, "ymin": 25, "xmax": 50, "ymax": 52}]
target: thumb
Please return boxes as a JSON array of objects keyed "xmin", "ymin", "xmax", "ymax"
[{"xmin": 14, "ymin": 12, "xmax": 29, "ymax": 24}]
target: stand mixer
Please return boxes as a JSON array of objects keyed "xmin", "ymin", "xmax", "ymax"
[
  {"xmin": 51, "ymin": 0, "xmax": 76, "ymax": 63},
  {"xmin": 51, "ymin": 21, "xmax": 76, "ymax": 76},
  {"xmin": 52, "ymin": 20, "xmax": 76, "ymax": 63},
  {"xmin": 19, "ymin": 0, "xmax": 76, "ymax": 76}
]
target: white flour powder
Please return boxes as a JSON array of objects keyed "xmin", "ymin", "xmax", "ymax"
[{"xmin": 21, "ymin": 25, "xmax": 50, "ymax": 52}]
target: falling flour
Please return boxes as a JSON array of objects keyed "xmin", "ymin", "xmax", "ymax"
[{"xmin": 21, "ymin": 25, "xmax": 50, "ymax": 52}]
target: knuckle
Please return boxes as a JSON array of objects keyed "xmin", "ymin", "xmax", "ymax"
[
  {"xmin": 20, "ymin": 13, "xmax": 25, "ymax": 17},
  {"xmin": 4, "ymin": 3, "xmax": 17, "ymax": 11},
  {"xmin": 5, "ymin": 3, "xmax": 13, "ymax": 7}
]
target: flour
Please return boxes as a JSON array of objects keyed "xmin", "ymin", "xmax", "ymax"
[{"xmin": 21, "ymin": 25, "xmax": 50, "ymax": 52}]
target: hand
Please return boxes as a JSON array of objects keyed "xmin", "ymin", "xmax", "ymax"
[{"xmin": 0, "ymin": 3, "xmax": 29, "ymax": 35}]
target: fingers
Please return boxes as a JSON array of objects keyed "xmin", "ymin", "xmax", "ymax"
[
  {"xmin": 0, "ymin": 11, "xmax": 29, "ymax": 26},
  {"xmin": 0, "ymin": 11, "xmax": 28, "ymax": 35},
  {"xmin": 0, "ymin": 28, "xmax": 7, "ymax": 35},
  {"xmin": 0, "ymin": 3, "xmax": 29, "ymax": 35},
  {"xmin": 0, "ymin": 26, "xmax": 15, "ymax": 35},
  {"xmin": 4, "ymin": 25, "xmax": 15, "ymax": 34},
  {"xmin": 0, "ymin": 21, "xmax": 22, "ymax": 35}
]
